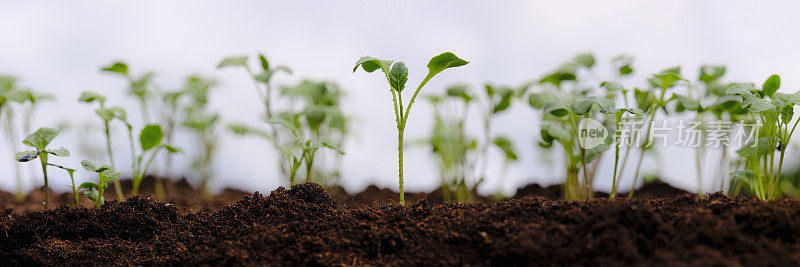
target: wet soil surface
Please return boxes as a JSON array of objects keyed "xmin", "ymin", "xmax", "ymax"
[{"xmin": 1, "ymin": 183, "xmax": 798, "ymax": 265}]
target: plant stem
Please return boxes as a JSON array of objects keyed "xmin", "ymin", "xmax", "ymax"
[
  {"xmin": 68, "ymin": 172, "xmax": 78, "ymax": 207},
  {"xmin": 611, "ymin": 115, "xmax": 622, "ymax": 198},
  {"xmin": 38, "ymin": 153, "xmax": 49, "ymax": 209},
  {"xmin": 3, "ymin": 109, "xmax": 24, "ymax": 202},
  {"xmin": 104, "ymin": 121, "xmax": 125, "ymax": 200},
  {"xmin": 398, "ymin": 128, "xmax": 405, "ymax": 205}
]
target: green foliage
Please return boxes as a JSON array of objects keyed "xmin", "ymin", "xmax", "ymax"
[
  {"xmin": 354, "ymin": 52, "xmax": 468, "ymax": 205},
  {"xmin": 79, "ymin": 160, "xmax": 120, "ymax": 208},
  {"xmin": 14, "ymin": 127, "xmax": 70, "ymax": 208}
]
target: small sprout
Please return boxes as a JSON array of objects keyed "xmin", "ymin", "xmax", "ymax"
[
  {"xmin": 48, "ymin": 163, "xmax": 79, "ymax": 207},
  {"xmin": 354, "ymin": 52, "xmax": 468, "ymax": 205},
  {"xmin": 14, "ymin": 127, "xmax": 70, "ymax": 209},
  {"xmin": 79, "ymin": 160, "xmax": 120, "ymax": 208},
  {"xmin": 79, "ymin": 91, "xmax": 127, "ymax": 200},
  {"xmin": 130, "ymin": 124, "xmax": 183, "ymax": 195}
]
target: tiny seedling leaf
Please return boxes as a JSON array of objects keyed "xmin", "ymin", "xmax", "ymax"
[
  {"xmin": 79, "ymin": 91, "xmax": 105, "ymax": 103},
  {"xmin": 388, "ymin": 62, "xmax": 409, "ymax": 93},
  {"xmin": 424, "ymin": 52, "xmax": 469, "ymax": 81},
  {"xmin": 492, "ymin": 136, "xmax": 518, "ymax": 161},
  {"xmin": 161, "ymin": 143, "xmax": 183, "ymax": 153},
  {"xmin": 140, "ymin": 124, "xmax": 164, "ymax": 151},
  {"xmin": 15, "ymin": 151, "xmax": 39, "ymax": 162},
  {"xmin": 23, "ymin": 127, "xmax": 60, "ymax": 150},
  {"xmin": 322, "ymin": 140, "xmax": 345, "ymax": 154},
  {"xmin": 217, "ymin": 56, "xmax": 249, "ymax": 68},
  {"xmin": 79, "ymin": 182, "xmax": 99, "ymax": 189},
  {"xmin": 258, "ymin": 54, "xmax": 270, "ymax": 71},
  {"xmin": 101, "ymin": 61, "xmax": 129, "ymax": 76},
  {"xmin": 762, "ymin": 74, "xmax": 780, "ymax": 97},
  {"xmin": 726, "ymin": 83, "xmax": 756, "ymax": 97},
  {"xmin": 46, "ymin": 147, "xmax": 70, "ymax": 157},
  {"xmin": 352, "ymin": 56, "xmax": 393, "ymax": 74}
]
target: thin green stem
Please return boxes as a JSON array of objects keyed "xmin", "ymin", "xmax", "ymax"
[{"xmin": 39, "ymin": 152, "xmax": 49, "ymax": 209}]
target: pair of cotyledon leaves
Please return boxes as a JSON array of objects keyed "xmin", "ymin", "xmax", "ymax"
[
  {"xmin": 217, "ymin": 54, "xmax": 293, "ymax": 84},
  {"xmin": 352, "ymin": 52, "xmax": 469, "ymax": 94},
  {"xmin": 15, "ymin": 128, "xmax": 69, "ymax": 163}
]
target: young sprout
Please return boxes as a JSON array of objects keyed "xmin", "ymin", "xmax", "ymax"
[
  {"xmin": 354, "ymin": 52, "xmax": 469, "ymax": 205},
  {"xmin": 1, "ymin": 75, "xmax": 34, "ymax": 202},
  {"xmin": 218, "ymin": 54, "xmax": 294, "ymax": 180},
  {"xmin": 131, "ymin": 124, "xmax": 182, "ymax": 195},
  {"xmin": 79, "ymin": 160, "xmax": 121, "ymax": 208},
  {"xmin": 181, "ymin": 75, "xmax": 220, "ymax": 197},
  {"xmin": 728, "ymin": 75, "xmax": 800, "ymax": 200},
  {"xmin": 79, "ymin": 91, "xmax": 128, "ymax": 199},
  {"xmin": 101, "ymin": 61, "xmax": 155, "ymax": 122},
  {"xmin": 47, "ymin": 163, "xmax": 79, "ymax": 207},
  {"xmin": 491, "ymin": 135, "xmax": 518, "ymax": 199},
  {"xmin": 14, "ymin": 127, "xmax": 70, "ymax": 209}
]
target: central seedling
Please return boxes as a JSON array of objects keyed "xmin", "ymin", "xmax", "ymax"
[
  {"xmin": 14, "ymin": 127, "xmax": 70, "ymax": 208},
  {"xmin": 354, "ymin": 52, "xmax": 468, "ymax": 205},
  {"xmin": 79, "ymin": 160, "xmax": 121, "ymax": 208}
]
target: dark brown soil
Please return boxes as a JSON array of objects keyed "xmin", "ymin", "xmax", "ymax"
[
  {"xmin": 0, "ymin": 176, "xmax": 249, "ymax": 213},
  {"xmin": 1, "ymin": 183, "xmax": 798, "ymax": 265}
]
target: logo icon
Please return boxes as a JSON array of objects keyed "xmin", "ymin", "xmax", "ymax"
[{"xmin": 578, "ymin": 118, "xmax": 607, "ymax": 149}]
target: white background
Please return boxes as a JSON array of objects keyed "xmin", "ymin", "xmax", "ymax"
[{"xmin": 1, "ymin": 1, "xmax": 799, "ymax": 196}]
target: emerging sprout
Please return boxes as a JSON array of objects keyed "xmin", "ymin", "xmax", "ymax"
[
  {"xmin": 131, "ymin": 124, "xmax": 182, "ymax": 195},
  {"xmin": 79, "ymin": 91, "xmax": 127, "ymax": 199},
  {"xmin": 48, "ymin": 163, "xmax": 79, "ymax": 207},
  {"xmin": 14, "ymin": 127, "xmax": 70, "ymax": 209},
  {"xmin": 354, "ymin": 52, "xmax": 469, "ymax": 205},
  {"xmin": 79, "ymin": 160, "xmax": 121, "ymax": 208}
]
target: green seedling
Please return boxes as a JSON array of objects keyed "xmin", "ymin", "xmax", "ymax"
[
  {"xmin": 218, "ymin": 54, "xmax": 294, "ymax": 180},
  {"xmin": 1, "ymin": 75, "xmax": 33, "ymax": 202},
  {"xmin": 181, "ymin": 75, "xmax": 220, "ymax": 197},
  {"xmin": 265, "ymin": 109, "xmax": 345, "ymax": 186},
  {"xmin": 79, "ymin": 160, "xmax": 121, "ymax": 208},
  {"xmin": 354, "ymin": 52, "xmax": 469, "ymax": 205},
  {"xmin": 531, "ymin": 53, "xmax": 618, "ymax": 200},
  {"xmin": 491, "ymin": 135, "xmax": 518, "ymax": 200},
  {"xmin": 101, "ymin": 61, "xmax": 155, "ymax": 122},
  {"xmin": 130, "ymin": 124, "xmax": 182, "ymax": 195},
  {"xmin": 728, "ymin": 75, "xmax": 800, "ymax": 200},
  {"xmin": 14, "ymin": 127, "xmax": 70, "ymax": 208},
  {"xmin": 626, "ymin": 69, "xmax": 685, "ymax": 199},
  {"xmin": 79, "ymin": 91, "xmax": 128, "ymax": 199},
  {"xmin": 47, "ymin": 163, "xmax": 79, "ymax": 207}
]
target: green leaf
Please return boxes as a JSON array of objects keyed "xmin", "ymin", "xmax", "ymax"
[
  {"xmin": 254, "ymin": 66, "xmax": 292, "ymax": 84},
  {"xmin": 600, "ymin": 81, "xmax": 624, "ymax": 92},
  {"xmin": 81, "ymin": 160, "xmax": 109, "ymax": 172},
  {"xmin": 571, "ymin": 97, "xmax": 615, "ymax": 115},
  {"xmin": 615, "ymin": 107, "xmax": 644, "ymax": 116},
  {"xmin": 726, "ymin": 83, "xmax": 756, "ymax": 97},
  {"xmin": 388, "ymin": 62, "xmax": 409, "ymax": 93},
  {"xmin": 258, "ymin": 54, "xmax": 270, "ymax": 71},
  {"xmin": 762, "ymin": 74, "xmax": 780, "ymax": 97},
  {"xmin": 492, "ymin": 136, "xmax": 518, "ymax": 161},
  {"xmin": 424, "ymin": 52, "xmax": 469, "ymax": 81},
  {"xmin": 46, "ymin": 147, "xmax": 70, "ymax": 157},
  {"xmin": 446, "ymin": 84, "xmax": 473, "ymax": 103},
  {"xmin": 352, "ymin": 56, "xmax": 393, "ymax": 74},
  {"xmin": 542, "ymin": 122, "xmax": 570, "ymax": 141},
  {"xmin": 699, "ymin": 65, "xmax": 726, "ymax": 84},
  {"xmin": 736, "ymin": 137, "xmax": 771, "ymax": 159},
  {"xmin": 105, "ymin": 170, "xmax": 121, "ymax": 181},
  {"xmin": 731, "ymin": 170, "xmax": 758, "ymax": 188},
  {"xmin": 653, "ymin": 72, "xmax": 684, "ymax": 89},
  {"xmin": 140, "ymin": 124, "xmax": 164, "ymax": 151},
  {"xmin": 79, "ymin": 91, "xmax": 105, "ymax": 103},
  {"xmin": 675, "ymin": 94, "xmax": 701, "ymax": 111},
  {"xmin": 83, "ymin": 187, "xmax": 103, "ymax": 203},
  {"xmin": 15, "ymin": 150, "xmax": 39, "ymax": 162},
  {"xmin": 161, "ymin": 144, "xmax": 183, "ymax": 153},
  {"xmin": 781, "ymin": 104, "xmax": 794, "ymax": 124},
  {"xmin": 101, "ymin": 61, "xmax": 128, "ymax": 75},
  {"xmin": 544, "ymin": 103, "xmax": 570, "ymax": 117},
  {"xmin": 743, "ymin": 97, "xmax": 774, "ymax": 112},
  {"xmin": 574, "ymin": 53, "xmax": 595, "ymax": 68},
  {"xmin": 79, "ymin": 182, "xmax": 99, "ymax": 189},
  {"xmin": 528, "ymin": 92, "xmax": 558, "ymax": 109},
  {"xmin": 23, "ymin": 127, "xmax": 60, "ymax": 150},
  {"xmin": 322, "ymin": 140, "xmax": 345, "ymax": 154},
  {"xmin": 217, "ymin": 56, "xmax": 248, "ymax": 68}
]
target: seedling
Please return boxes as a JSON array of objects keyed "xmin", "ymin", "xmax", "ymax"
[
  {"xmin": 101, "ymin": 61, "xmax": 155, "ymax": 122},
  {"xmin": 130, "ymin": 124, "xmax": 182, "ymax": 195},
  {"xmin": 14, "ymin": 127, "xmax": 70, "ymax": 209},
  {"xmin": 354, "ymin": 52, "xmax": 469, "ymax": 205},
  {"xmin": 47, "ymin": 163, "xmax": 79, "ymax": 207},
  {"xmin": 79, "ymin": 160, "xmax": 121, "ymax": 208},
  {"xmin": 181, "ymin": 75, "xmax": 220, "ymax": 196},
  {"xmin": 79, "ymin": 91, "xmax": 128, "ymax": 199},
  {"xmin": 491, "ymin": 135, "xmax": 518, "ymax": 199},
  {"xmin": 728, "ymin": 75, "xmax": 800, "ymax": 200},
  {"xmin": 1, "ymin": 75, "xmax": 33, "ymax": 202},
  {"xmin": 218, "ymin": 54, "xmax": 294, "ymax": 180}
]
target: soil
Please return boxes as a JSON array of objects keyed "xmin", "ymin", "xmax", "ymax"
[{"xmin": 0, "ymin": 183, "xmax": 797, "ymax": 265}]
